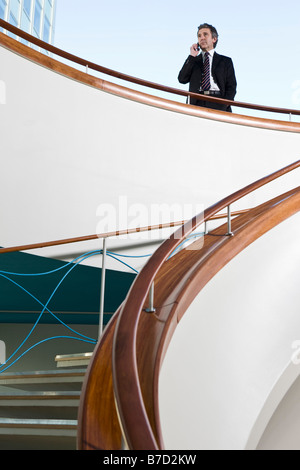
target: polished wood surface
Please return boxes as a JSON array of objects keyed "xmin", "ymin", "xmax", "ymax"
[
  {"xmin": 1, "ymin": 21, "xmax": 300, "ymax": 133},
  {"xmin": 77, "ymin": 308, "xmax": 122, "ymax": 450},
  {"xmin": 77, "ymin": 161, "xmax": 300, "ymax": 450},
  {"xmin": 139, "ymin": 187, "xmax": 300, "ymax": 445},
  {"xmin": 113, "ymin": 187, "xmax": 300, "ymax": 450}
]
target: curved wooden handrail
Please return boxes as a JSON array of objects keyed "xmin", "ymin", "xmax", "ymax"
[
  {"xmin": 1, "ymin": 31, "xmax": 300, "ymax": 133},
  {"xmin": 0, "ymin": 211, "xmax": 249, "ymax": 255},
  {"xmin": 0, "ymin": 221, "xmax": 186, "ymax": 254},
  {"xmin": 77, "ymin": 187, "xmax": 300, "ymax": 450},
  {"xmin": 77, "ymin": 307, "xmax": 123, "ymax": 450},
  {"xmin": 1, "ymin": 18, "xmax": 300, "ymax": 117},
  {"xmin": 111, "ymin": 160, "xmax": 300, "ymax": 449},
  {"xmin": 135, "ymin": 187, "xmax": 300, "ymax": 449}
]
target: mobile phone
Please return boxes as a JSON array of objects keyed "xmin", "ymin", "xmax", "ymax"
[{"xmin": 196, "ymin": 43, "xmax": 200, "ymax": 51}]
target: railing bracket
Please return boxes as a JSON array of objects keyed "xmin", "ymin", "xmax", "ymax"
[{"xmin": 145, "ymin": 307, "xmax": 156, "ymax": 314}]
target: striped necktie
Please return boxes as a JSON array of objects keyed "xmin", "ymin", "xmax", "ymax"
[{"xmin": 202, "ymin": 52, "xmax": 211, "ymax": 91}]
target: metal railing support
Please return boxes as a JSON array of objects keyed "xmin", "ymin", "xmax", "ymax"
[
  {"xmin": 226, "ymin": 205, "xmax": 234, "ymax": 236},
  {"xmin": 145, "ymin": 282, "xmax": 156, "ymax": 313},
  {"xmin": 98, "ymin": 237, "xmax": 107, "ymax": 337},
  {"xmin": 204, "ymin": 221, "xmax": 208, "ymax": 235}
]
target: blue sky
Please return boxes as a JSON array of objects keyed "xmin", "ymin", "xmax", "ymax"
[{"xmin": 54, "ymin": 0, "xmax": 300, "ymax": 118}]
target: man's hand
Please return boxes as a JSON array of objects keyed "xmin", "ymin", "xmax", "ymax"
[{"xmin": 190, "ymin": 43, "xmax": 200, "ymax": 57}]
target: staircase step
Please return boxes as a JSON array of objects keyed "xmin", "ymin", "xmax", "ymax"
[
  {"xmin": 0, "ymin": 418, "xmax": 77, "ymax": 436},
  {"xmin": 0, "ymin": 390, "xmax": 80, "ymax": 402},
  {"xmin": 55, "ymin": 352, "xmax": 93, "ymax": 368},
  {"xmin": 0, "ymin": 417, "xmax": 77, "ymax": 449},
  {"xmin": 0, "ymin": 365, "xmax": 87, "ymax": 449},
  {"xmin": 0, "ymin": 391, "xmax": 80, "ymax": 419},
  {"xmin": 0, "ymin": 369, "xmax": 86, "ymax": 391}
]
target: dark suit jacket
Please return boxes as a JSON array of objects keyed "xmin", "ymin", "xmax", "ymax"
[{"xmin": 178, "ymin": 52, "xmax": 237, "ymax": 112}]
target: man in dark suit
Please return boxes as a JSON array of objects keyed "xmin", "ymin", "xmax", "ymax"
[{"xmin": 178, "ymin": 23, "xmax": 237, "ymax": 112}]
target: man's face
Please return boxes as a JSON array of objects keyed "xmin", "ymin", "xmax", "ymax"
[{"xmin": 197, "ymin": 28, "xmax": 217, "ymax": 52}]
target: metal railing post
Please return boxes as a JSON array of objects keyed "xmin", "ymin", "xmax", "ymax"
[
  {"xmin": 204, "ymin": 221, "xmax": 208, "ymax": 235},
  {"xmin": 226, "ymin": 205, "xmax": 234, "ymax": 236},
  {"xmin": 145, "ymin": 282, "xmax": 156, "ymax": 313},
  {"xmin": 98, "ymin": 237, "xmax": 107, "ymax": 337}
]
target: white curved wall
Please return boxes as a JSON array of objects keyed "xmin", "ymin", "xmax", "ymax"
[
  {"xmin": 247, "ymin": 361, "xmax": 300, "ymax": 450},
  {"xmin": 256, "ymin": 372, "xmax": 300, "ymax": 450},
  {"xmin": 159, "ymin": 212, "xmax": 300, "ymax": 450},
  {"xmin": 0, "ymin": 40, "xmax": 300, "ymax": 273}
]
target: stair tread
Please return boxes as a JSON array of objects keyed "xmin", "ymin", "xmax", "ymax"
[
  {"xmin": 55, "ymin": 352, "xmax": 93, "ymax": 361},
  {"xmin": 0, "ymin": 417, "xmax": 77, "ymax": 428},
  {"xmin": 0, "ymin": 390, "xmax": 80, "ymax": 399},
  {"xmin": 0, "ymin": 370, "xmax": 82, "ymax": 447},
  {"xmin": 0, "ymin": 368, "xmax": 86, "ymax": 381}
]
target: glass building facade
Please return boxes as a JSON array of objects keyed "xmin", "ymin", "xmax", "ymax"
[{"xmin": 0, "ymin": 0, "xmax": 56, "ymax": 46}]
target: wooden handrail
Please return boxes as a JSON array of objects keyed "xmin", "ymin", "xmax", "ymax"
[
  {"xmin": 0, "ymin": 211, "xmax": 249, "ymax": 255},
  {"xmin": 1, "ymin": 19, "xmax": 300, "ymax": 117},
  {"xmin": 78, "ymin": 187, "xmax": 300, "ymax": 450},
  {"xmin": 112, "ymin": 159, "xmax": 300, "ymax": 449},
  {"xmin": 0, "ymin": 221, "xmax": 185, "ymax": 254},
  {"xmin": 1, "ymin": 30, "xmax": 300, "ymax": 134},
  {"xmin": 77, "ymin": 306, "xmax": 123, "ymax": 450}
]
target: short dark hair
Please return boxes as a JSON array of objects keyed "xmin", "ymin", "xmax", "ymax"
[{"xmin": 198, "ymin": 23, "xmax": 219, "ymax": 48}]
